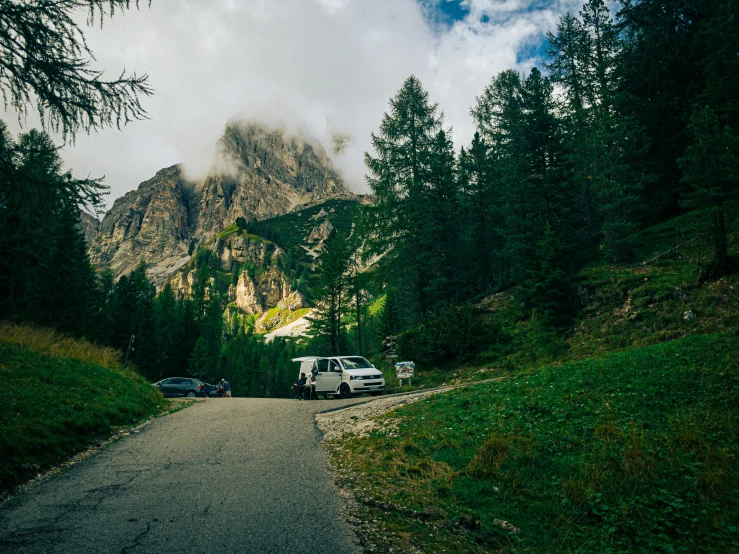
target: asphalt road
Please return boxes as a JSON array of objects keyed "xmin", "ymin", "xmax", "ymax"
[{"xmin": 0, "ymin": 397, "xmax": 373, "ymax": 554}]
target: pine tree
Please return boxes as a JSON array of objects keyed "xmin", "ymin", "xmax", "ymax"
[
  {"xmin": 472, "ymin": 70, "xmax": 531, "ymax": 284},
  {"xmin": 458, "ymin": 132, "xmax": 500, "ymax": 293},
  {"xmin": 189, "ymin": 294, "xmax": 224, "ymax": 382},
  {"xmin": 378, "ymin": 290, "xmax": 401, "ymax": 341},
  {"xmin": 546, "ymin": 14, "xmax": 589, "ymax": 113},
  {"xmin": 547, "ymin": 0, "xmax": 647, "ymax": 260},
  {"xmin": 153, "ymin": 283, "xmax": 180, "ymax": 380},
  {"xmin": 679, "ymin": 106, "xmax": 739, "ymax": 271},
  {"xmin": 307, "ymin": 231, "xmax": 352, "ymax": 355},
  {"xmin": 46, "ymin": 199, "xmax": 99, "ymax": 335},
  {"xmin": 521, "ymin": 67, "xmax": 569, "ymax": 233},
  {"xmin": 0, "ymin": 125, "xmax": 106, "ymax": 329},
  {"xmin": 0, "ymin": 0, "xmax": 152, "ymax": 139},
  {"xmin": 520, "ymin": 223, "xmax": 573, "ymax": 326},
  {"xmin": 421, "ymin": 129, "xmax": 461, "ymax": 307},
  {"xmin": 364, "ymin": 75, "xmax": 442, "ymax": 324},
  {"xmin": 618, "ymin": 0, "xmax": 739, "ymax": 220},
  {"xmin": 110, "ymin": 262, "xmax": 156, "ymax": 376}
]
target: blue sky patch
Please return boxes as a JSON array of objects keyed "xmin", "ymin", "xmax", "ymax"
[
  {"xmin": 436, "ymin": 0, "xmax": 469, "ymax": 23},
  {"xmin": 518, "ymin": 39, "xmax": 550, "ymax": 66},
  {"xmin": 423, "ymin": 0, "xmax": 470, "ymax": 26}
]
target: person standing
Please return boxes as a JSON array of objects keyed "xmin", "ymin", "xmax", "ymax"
[
  {"xmin": 221, "ymin": 378, "xmax": 231, "ymax": 397},
  {"xmin": 296, "ymin": 372, "xmax": 307, "ymax": 400}
]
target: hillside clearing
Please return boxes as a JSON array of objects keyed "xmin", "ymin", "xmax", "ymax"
[{"xmin": 325, "ymin": 332, "xmax": 739, "ymax": 553}]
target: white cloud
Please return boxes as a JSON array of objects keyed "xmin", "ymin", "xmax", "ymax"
[{"xmin": 3, "ymin": 0, "xmax": 585, "ymax": 208}]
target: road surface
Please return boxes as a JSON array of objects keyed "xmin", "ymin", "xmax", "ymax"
[{"xmin": 0, "ymin": 397, "xmax": 372, "ymax": 554}]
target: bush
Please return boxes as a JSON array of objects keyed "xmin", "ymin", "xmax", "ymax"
[{"xmin": 399, "ymin": 305, "xmax": 499, "ymax": 366}]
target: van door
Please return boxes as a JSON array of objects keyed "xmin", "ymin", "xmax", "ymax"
[{"xmin": 314, "ymin": 359, "xmax": 342, "ymax": 393}]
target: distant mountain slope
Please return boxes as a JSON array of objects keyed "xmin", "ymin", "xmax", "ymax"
[
  {"xmin": 88, "ymin": 121, "xmax": 351, "ymax": 285},
  {"xmin": 168, "ymin": 196, "xmax": 363, "ymax": 335}
]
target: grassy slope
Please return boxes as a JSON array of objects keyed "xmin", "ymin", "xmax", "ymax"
[
  {"xmin": 330, "ymin": 206, "xmax": 739, "ymax": 551},
  {"xmin": 331, "ymin": 333, "xmax": 739, "ymax": 553},
  {"xmin": 0, "ymin": 323, "xmax": 166, "ymax": 492}
]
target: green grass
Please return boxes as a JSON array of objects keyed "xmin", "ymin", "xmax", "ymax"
[
  {"xmin": 330, "ymin": 332, "xmax": 739, "ymax": 553},
  {"xmin": 217, "ymin": 223, "xmax": 273, "ymax": 244},
  {"xmin": 0, "ymin": 324, "xmax": 166, "ymax": 492},
  {"xmin": 256, "ymin": 306, "xmax": 311, "ymax": 333},
  {"xmin": 217, "ymin": 223, "xmax": 239, "ymax": 239}
]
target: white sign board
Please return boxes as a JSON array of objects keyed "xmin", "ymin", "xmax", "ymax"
[{"xmin": 395, "ymin": 361, "xmax": 415, "ymax": 379}]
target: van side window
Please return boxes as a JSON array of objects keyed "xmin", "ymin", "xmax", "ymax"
[
  {"xmin": 329, "ymin": 360, "xmax": 341, "ymax": 372},
  {"xmin": 316, "ymin": 359, "xmax": 329, "ymax": 373}
]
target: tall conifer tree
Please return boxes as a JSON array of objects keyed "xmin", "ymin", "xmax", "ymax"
[{"xmin": 364, "ymin": 75, "xmax": 442, "ymax": 324}]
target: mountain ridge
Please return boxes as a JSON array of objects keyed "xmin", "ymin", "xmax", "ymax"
[{"xmin": 88, "ymin": 121, "xmax": 353, "ymax": 286}]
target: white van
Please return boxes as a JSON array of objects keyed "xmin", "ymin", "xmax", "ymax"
[{"xmin": 292, "ymin": 356, "xmax": 386, "ymax": 399}]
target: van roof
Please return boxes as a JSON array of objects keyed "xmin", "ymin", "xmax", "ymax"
[{"xmin": 291, "ymin": 355, "xmax": 366, "ymax": 363}]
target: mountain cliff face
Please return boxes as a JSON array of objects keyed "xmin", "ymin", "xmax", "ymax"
[
  {"xmin": 88, "ymin": 121, "xmax": 349, "ymax": 285},
  {"xmin": 77, "ymin": 212, "xmax": 100, "ymax": 247}
]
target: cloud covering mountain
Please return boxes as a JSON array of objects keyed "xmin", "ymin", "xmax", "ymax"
[{"xmin": 3, "ymin": 0, "xmax": 585, "ymax": 207}]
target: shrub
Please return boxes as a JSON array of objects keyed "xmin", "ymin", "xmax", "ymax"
[{"xmin": 398, "ymin": 305, "xmax": 499, "ymax": 366}]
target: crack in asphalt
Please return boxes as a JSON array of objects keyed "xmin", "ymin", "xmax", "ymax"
[{"xmin": 120, "ymin": 521, "xmax": 153, "ymax": 554}]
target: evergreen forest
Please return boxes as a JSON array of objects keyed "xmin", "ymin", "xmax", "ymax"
[{"xmin": 1, "ymin": 0, "xmax": 737, "ymax": 399}]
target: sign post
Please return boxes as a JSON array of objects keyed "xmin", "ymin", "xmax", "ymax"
[
  {"xmin": 382, "ymin": 335, "xmax": 398, "ymax": 374},
  {"xmin": 395, "ymin": 361, "xmax": 415, "ymax": 387}
]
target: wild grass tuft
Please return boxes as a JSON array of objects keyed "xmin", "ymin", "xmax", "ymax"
[
  {"xmin": 468, "ymin": 432, "xmax": 509, "ymax": 477},
  {"xmin": 0, "ymin": 323, "xmax": 166, "ymax": 493},
  {"xmin": 0, "ymin": 321, "xmax": 122, "ymax": 370}
]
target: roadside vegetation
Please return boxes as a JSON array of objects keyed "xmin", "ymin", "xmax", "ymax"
[
  {"xmin": 329, "ymin": 333, "xmax": 739, "ymax": 553},
  {"xmin": 0, "ymin": 323, "xmax": 166, "ymax": 494}
]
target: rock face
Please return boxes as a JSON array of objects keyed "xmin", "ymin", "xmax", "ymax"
[
  {"xmin": 170, "ymin": 231, "xmax": 307, "ymax": 325},
  {"xmin": 89, "ymin": 165, "xmax": 196, "ymax": 283},
  {"xmin": 89, "ymin": 121, "xmax": 349, "ymax": 285},
  {"xmin": 77, "ymin": 211, "xmax": 100, "ymax": 247}
]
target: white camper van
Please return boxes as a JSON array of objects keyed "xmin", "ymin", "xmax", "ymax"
[{"xmin": 292, "ymin": 356, "xmax": 386, "ymax": 399}]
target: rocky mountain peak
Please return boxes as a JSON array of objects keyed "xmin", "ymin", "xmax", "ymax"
[{"xmin": 88, "ymin": 121, "xmax": 351, "ymax": 285}]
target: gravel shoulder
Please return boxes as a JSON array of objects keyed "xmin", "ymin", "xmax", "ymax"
[
  {"xmin": 315, "ymin": 388, "xmax": 454, "ymax": 442},
  {"xmin": 315, "ymin": 379, "xmax": 502, "ymax": 442}
]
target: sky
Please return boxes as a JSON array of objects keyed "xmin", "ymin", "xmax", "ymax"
[{"xmin": 4, "ymin": 0, "xmax": 586, "ymax": 210}]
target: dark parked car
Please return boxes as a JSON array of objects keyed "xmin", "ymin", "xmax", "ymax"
[{"xmin": 153, "ymin": 378, "xmax": 204, "ymax": 398}]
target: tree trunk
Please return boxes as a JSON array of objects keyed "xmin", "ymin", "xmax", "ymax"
[{"xmin": 714, "ymin": 207, "xmax": 727, "ymax": 270}]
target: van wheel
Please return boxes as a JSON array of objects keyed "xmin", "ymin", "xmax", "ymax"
[{"xmin": 339, "ymin": 383, "xmax": 351, "ymax": 399}]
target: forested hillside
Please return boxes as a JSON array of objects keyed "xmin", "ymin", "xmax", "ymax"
[{"xmin": 1, "ymin": 0, "xmax": 736, "ymax": 403}]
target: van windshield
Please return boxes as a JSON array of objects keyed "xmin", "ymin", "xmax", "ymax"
[{"xmin": 340, "ymin": 357, "xmax": 374, "ymax": 369}]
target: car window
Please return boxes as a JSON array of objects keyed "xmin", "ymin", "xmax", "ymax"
[
  {"xmin": 329, "ymin": 360, "xmax": 342, "ymax": 372},
  {"xmin": 316, "ymin": 359, "xmax": 329, "ymax": 372},
  {"xmin": 172, "ymin": 378, "xmax": 185, "ymax": 385},
  {"xmin": 160, "ymin": 379, "xmax": 174, "ymax": 385}
]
